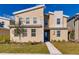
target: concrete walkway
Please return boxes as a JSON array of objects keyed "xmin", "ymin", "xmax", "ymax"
[{"xmin": 45, "ymin": 41, "xmax": 62, "ymax": 55}]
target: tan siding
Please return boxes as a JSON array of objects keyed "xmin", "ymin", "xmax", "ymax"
[
  {"xmin": 49, "ymin": 11, "xmax": 68, "ymax": 41},
  {"xmin": 10, "ymin": 28, "xmax": 43, "ymax": 42},
  {"xmin": 50, "ymin": 30, "xmax": 68, "ymax": 41},
  {"xmin": 63, "ymin": 17, "xmax": 67, "ymax": 28},
  {"xmin": 10, "ymin": 7, "xmax": 44, "ymax": 42},
  {"xmin": 15, "ymin": 7, "xmax": 44, "ymax": 26},
  {"xmin": 48, "ymin": 14, "xmax": 55, "ymax": 28},
  {"xmin": 75, "ymin": 20, "xmax": 79, "ymax": 41}
]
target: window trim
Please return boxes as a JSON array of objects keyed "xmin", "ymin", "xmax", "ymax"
[
  {"xmin": 31, "ymin": 29, "xmax": 36, "ymax": 37},
  {"xmin": 57, "ymin": 18, "xmax": 61, "ymax": 24},
  {"xmin": 26, "ymin": 16, "xmax": 30, "ymax": 24},
  {"xmin": 33, "ymin": 17, "xmax": 37, "ymax": 24},
  {"xmin": 57, "ymin": 30, "xmax": 61, "ymax": 37},
  {"xmin": 18, "ymin": 17, "xmax": 22, "ymax": 25}
]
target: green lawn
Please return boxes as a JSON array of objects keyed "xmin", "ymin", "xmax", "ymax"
[
  {"xmin": 0, "ymin": 43, "xmax": 49, "ymax": 54},
  {"xmin": 53, "ymin": 41, "xmax": 79, "ymax": 54}
]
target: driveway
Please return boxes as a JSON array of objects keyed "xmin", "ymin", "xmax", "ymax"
[{"xmin": 45, "ymin": 41, "xmax": 62, "ymax": 55}]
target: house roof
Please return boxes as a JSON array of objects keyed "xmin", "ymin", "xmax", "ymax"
[
  {"xmin": 63, "ymin": 15, "xmax": 69, "ymax": 18},
  {"xmin": 49, "ymin": 11, "xmax": 69, "ymax": 18},
  {"xmin": 0, "ymin": 16, "xmax": 10, "ymax": 21},
  {"xmin": 13, "ymin": 5, "xmax": 45, "ymax": 15},
  {"xmin": 49, "ymin": 12, "xmax": 54, "ymax": 15},
  {"xmin": 68, "ymin": 13, "xmax": 79, "ymax": 22}
]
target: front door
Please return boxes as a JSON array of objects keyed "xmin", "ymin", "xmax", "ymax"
[{"xmin": 44, "ymin": 30, "xmax": 50, "ymax": 42}]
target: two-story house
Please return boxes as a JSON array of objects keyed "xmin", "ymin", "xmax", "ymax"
[
  {"xmin": 68, "ymin": 15, "xmax": 75, "ymax": 41},
  {"xmin": 74, "ymin": 14, "xmax": 79, "ymax": 42},
  {"xmin": 69, "ymin": 13, "xmax": 79, "ymax": 42},
  {"xmin": 68, "ymin": 13, "xmax": 79, "ymax": 42},
  {"xmin": 48, "ymin": 11, "xmax": 68, "ymax": 41},
  {"xmin": 10, "ymin": 5, "xmax": 69, "ymax": 43},
  {"xmin": 10, "ymin": 5, "xmax": 44, "ymax": 42}
]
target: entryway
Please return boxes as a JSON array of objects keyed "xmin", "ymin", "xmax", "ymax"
[{"xmin": 44, "ymin": 30, "xmax": 50, "ymax": 42}]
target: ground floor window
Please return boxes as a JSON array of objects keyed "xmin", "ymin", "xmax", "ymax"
[
  {"xmin": 57, "ymin": 30, "xmax": 61, "ymax": 37},
  {"xmin": 22, "ymin": 29, "xmax": 27, "ymax": 37},
  {"xmin": 14, "ymin": 28, "xmax": 36, "ymax": 37},
  {"xmin": 14, "ymin": 28, "xmax": 27, "ymax": 37},
  {"xmin": 31, "ymin": 29, "xmax": 36, "ymax": 37}
]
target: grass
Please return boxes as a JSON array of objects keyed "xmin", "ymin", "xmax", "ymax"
[
  {"xmin": 0, "ymin": 35, "xmax": 49, "ymax": 54},
  {"xmin": 0, "ymin": 35, "xmax": 10, "ymax": 42},
  {"xmin": 53, "ymin": 41, "xmax": 79, "ymax": 54},
  {"xmin": 0, "ymin": 43, "xmax": 49, "ymax": 54}
]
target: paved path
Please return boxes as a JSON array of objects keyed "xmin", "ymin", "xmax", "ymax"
[{"xmin": 45, "ymin": 41, "xmax": 62, "ymax": 55}]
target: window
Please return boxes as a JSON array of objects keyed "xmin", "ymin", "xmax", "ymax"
[
  {"xmin": 0, "ymin": 21, "xmax": 4, "ymax": 27},
  {"xmin": 26, "ymin": 17, "xmax": 30, "ymax": 24},
  {"xmin": 22, "ymin": 29, "xmax": 27, "ymax": 37},
  {"xmin": 57, "ymin": 31, "xmax": 61, "ymax": 37},
  {"xmin": 57, "ymin": 18, "xmax": 60, "ymax": 24},
  {"xmin": 33, "ymin": 17, "xmax": 37, "ymax": 24},
  {"xmin": 31, "ymin": 29, "xmax": 36, "ymax": 37},
  {"xmin": 18, "ymin": 17, "xmax": 22, "ymax": 25}
]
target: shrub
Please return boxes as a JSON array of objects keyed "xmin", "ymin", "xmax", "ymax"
[
  {"xmin": 28, "ymin": 41, "xmax": 32, "ymax": 45},
  {"xmin": 58, "ymin": 40, "xmax": 61, "ymax": 42},
  {"xmin": 62, "ymin": 40, "xmax": 65, "ymax": 42},
  {"xmin": 5, "ymin": 39, "xmax": 10, "ymax": 43},
  {"xmin": 53, "ymin": 40, "xmax": 56, "ymax": 42}
]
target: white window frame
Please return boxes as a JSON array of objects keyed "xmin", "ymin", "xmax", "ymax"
[
  {"xmin": 26, "ymin": 16, "xmax": 30, "ymax": 24},
  {"xmin": 57, "ymin": 30, "xmax": 61, "ymax": 37},
  {"xmin": 57, "ymin": 18, "xmax": 61, "ymax": 24},
  {"xmin": 33, "ymin": 17, "xmax": 37, "ymax": 24},
  {"xmin": 31, "ymin": 29, "xmax": 36, "ymax": 37}
]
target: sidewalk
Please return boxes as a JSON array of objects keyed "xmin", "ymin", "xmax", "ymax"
[{"xmin": 45, "ymin": 41, "xmax": 62, "ymax": 55}]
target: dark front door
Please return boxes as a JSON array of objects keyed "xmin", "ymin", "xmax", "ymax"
[{"xmin": 44, "ymin": 30, "xmax": 50, "ymax": 42}]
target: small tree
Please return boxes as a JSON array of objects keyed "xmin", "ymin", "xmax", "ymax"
[
  {"xmin": 14, "ymin": 17, "xmax": 26, "ymax": 42},
  {"xmin": 14, "ymin": 25, "xmax": 25, "ymax": 41}
]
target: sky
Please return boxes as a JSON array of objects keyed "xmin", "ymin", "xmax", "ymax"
[{"xmin": 0, "ymin": 4, "xmax": 79, "ymax": 17}]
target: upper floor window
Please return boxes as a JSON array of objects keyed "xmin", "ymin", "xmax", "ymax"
[
  {"xmin": 33, "ymin": 17, "xmax": 37, "ymax": 24},
  {"xmin": 57, "ymin": 31, "xmax": 61, "ymax": 37},
  {"xmin": 26, "ymin": 17, "xmax": 30, "ymax": 24},
  {"xmin": 18, "ymin": 17, "xmax": 22, "ymax": 25},
  {"xmin": 57, "ymin": 18, "xmax": 60, "ymax": 24}
]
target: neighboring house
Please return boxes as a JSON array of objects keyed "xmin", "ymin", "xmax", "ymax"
[
  {"xmin": 68, "ymin": 16, "xmax": 75, "ymax": 40},
  {"xmin": 47, "ymin": 11, "xmax": 68, "ymax": 41},
  {"xmin": 10, "ymin": 5, "xmax": 69, "ymax": 42},
  {"xmin": 0, "ymin": 16, "xmax": 10, "ymax": 42},
  {"xmin": 0, "ymin": 16, "xmax": 10, "ymax": 29},
  {"xmin": 68, "ymin": 13, "xmax": 79, "ymax": 42},
  {"xmin": 74, "ymin": 14, "xmax": 79, "ymax": 42},
  {"xmin": 68, "ymin": 17, "xmax": 75, "ymax": 32},
  {"xmin": 69, "ymin": 13, "xmax": 79, "ymax": 42}
]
